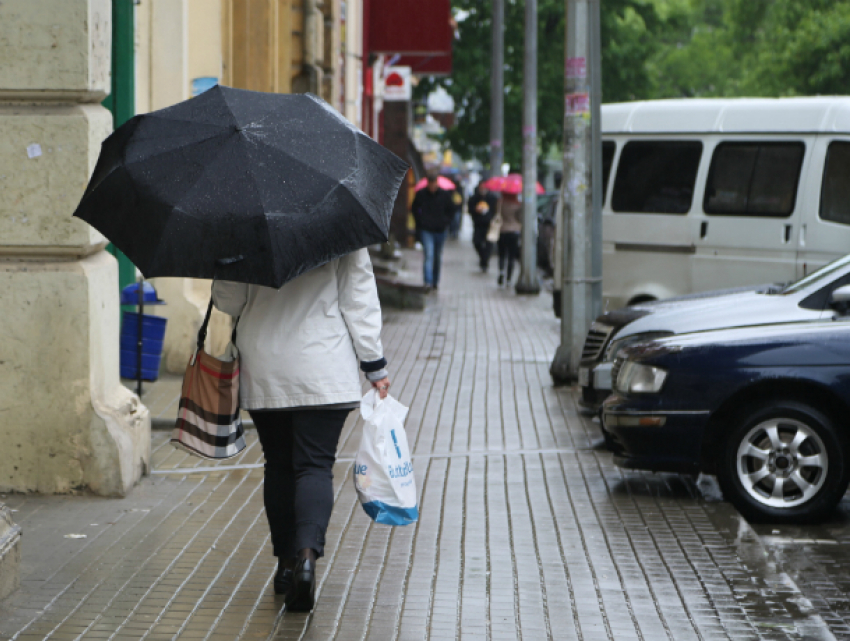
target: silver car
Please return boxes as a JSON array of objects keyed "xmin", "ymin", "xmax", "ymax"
[{"xmin": 579, "ymin": 254, "xmax": 850, "ymax": 412}]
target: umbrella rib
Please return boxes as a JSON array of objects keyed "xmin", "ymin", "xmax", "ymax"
[
  {"xmin": 123, "ymin": 130, "xmax": 233, "ymax": 168},
  {"xmin": 143, "ymin": 112, "xmax": 235, "ymax": 131},
  {"xmin": 153, "ymin": 136, "xmax": 245, "ymax": 238},
  {"xmin": 245, "ymin": 135, "xmax": 350, "ymax": 187}
]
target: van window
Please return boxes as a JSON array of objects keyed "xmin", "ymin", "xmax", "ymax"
[
  {"xmin": 602, "ymin": 141, "xmax": 615, "ymax": 205},
  {"xmin": 821, "ymin": 141, "xmax": 850, "ymax": 225},
  {"xmin": 611, "ymin": 141, "xmax": 702, "ymax": 214},
  {"xmin": 704, "ymin": 142, "xmax": 804, "ymax": 217}
]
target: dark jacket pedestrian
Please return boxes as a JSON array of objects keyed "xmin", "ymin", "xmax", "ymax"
[
  {"xmin": 411, "ymin": 186, "xmax": 455, "ymax": 233},
  {"xmin": 411, "ymin": 175, "xmax": 456, "ymax": 289},
  {"xmin": 468, "ymin": 183, "xmax": 499, "ymax": 272}
]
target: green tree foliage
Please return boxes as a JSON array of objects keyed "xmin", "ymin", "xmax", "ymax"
[
  {"xmin": 423, "ymin": 0, "xmax": 850, "ymax": 171},
  {"xmin": 744, "ymin": 0, "xmax": 850, "ymax": 96},
  {"xmin": 650, "ymin": 0, "xmax": 850, "ymax": 97},
  {"xmin": 416, "ymin": 0, "xmax": 566, "ymax": 170}
]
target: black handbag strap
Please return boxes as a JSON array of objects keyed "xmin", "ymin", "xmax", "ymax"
[
  {"xmin": 198, "ymin": 257, "xmax": 245, "ymax": 353},
  {"xmin": 196, "ymin": 288, "xmax": 241, "ymax": 353}
]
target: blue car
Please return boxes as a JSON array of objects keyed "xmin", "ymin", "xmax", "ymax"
[{"xmin": 602, "ymin": 286, "xmax": 850, "ymax": 522}]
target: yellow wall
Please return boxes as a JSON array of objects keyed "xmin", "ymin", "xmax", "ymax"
[
  {"xmin": 222, "ymin": 0, "xmax": 344, "ymax": 109},
  {"xmin": 188, "ymin": 0, "xmax": 223, "ymax": 85},
  {"xmin": 222, "ymin": 0, "xmax": 302, "ymax": 94}
]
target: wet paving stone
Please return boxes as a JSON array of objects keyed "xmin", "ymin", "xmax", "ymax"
[{"xmin": 0, "ymin": 242, "xmax": 843, "ymax": 640}]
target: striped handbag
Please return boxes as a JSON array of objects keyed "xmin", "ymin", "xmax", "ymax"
[{"xmin": 170, "ymin": 299, "xmax": 247, "ymax": 459}]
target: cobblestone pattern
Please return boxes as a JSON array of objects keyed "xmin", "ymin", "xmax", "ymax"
[
  {"xmin": 0, "ymin": 243, "xmax": 836, "ymax": 640},
  {"xmin": 752, "ymin": 500, "xmax": 850, "ymax": 641}
]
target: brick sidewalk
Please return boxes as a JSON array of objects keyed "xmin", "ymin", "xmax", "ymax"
[{"xmin": 0, "ymin": 239, "xmax": 837, "ymax": 640}]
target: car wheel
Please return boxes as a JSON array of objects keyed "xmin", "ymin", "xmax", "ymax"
[{"xmin": 716, "ymin": 401, "xmax": 850, "ymax": 523}]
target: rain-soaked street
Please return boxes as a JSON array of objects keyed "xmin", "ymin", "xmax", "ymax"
[{"xmin": 1, "ymin": 239, "xmax": 849, "ymax": 640}]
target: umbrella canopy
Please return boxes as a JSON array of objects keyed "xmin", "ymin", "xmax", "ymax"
[
  {"xmin": 483, "ymin": 173, "xmax": 545, "ymax": 195},
  {"xmin": 73, "ymin": 85, "xmax": 409, "ymax": 288},
  {"xmin": 414, "ymin": 175, "xmax": 455, "ymax": 191}
]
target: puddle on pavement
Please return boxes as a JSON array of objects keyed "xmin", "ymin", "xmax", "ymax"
[
  {"xmin": 698, "ymin": 484, "xmax": 842, "ymax": 640},
  {"xmin": 747, "ymin": 495, "xmax": 850, "ymax": 632}
]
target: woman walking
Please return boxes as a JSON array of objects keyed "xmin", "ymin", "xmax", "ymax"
[
  {"xmin": 497, "ymin": 193, "xmax": 523, "ymax": 286},
  {"xmin": 212, "ymin": 248, "xmax": 390, "ymax": 612}
]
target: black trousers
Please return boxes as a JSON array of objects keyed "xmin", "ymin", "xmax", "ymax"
[
  {"xmin": 250, "ymin": 408, "xmax": 350, "ymax": 559},
  {"xmin": 472, "ymin": 224, "xmax": 493, "ymax": 270},
  {"xmin": 498, "ymin": 232, "xmax": 521, "ymax": 280}
]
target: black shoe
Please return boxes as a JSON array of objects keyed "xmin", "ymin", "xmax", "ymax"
[
  {"xmin": 285, "ymin": 549, "xmax": 317, "ymax": 612},
  {"xmin": 497, "ymin": 274, "xmax": 504, "ymax": 286},
  {"xmin": 274, "ymin": 560, "xmax": 294, "ymax": 596}
]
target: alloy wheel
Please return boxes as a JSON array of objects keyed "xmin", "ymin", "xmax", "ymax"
[{"xmin": 736, "ymin": 417, "xmax": 828, "ymax": 509}]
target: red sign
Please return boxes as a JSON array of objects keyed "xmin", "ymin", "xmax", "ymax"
[
  {"xmin": 369, "ymin": 0, "xmax": 453, "ymax": 55},
  {"xmin": 396, "ymin": 54, "xmax": 452, "ymax": 76}
]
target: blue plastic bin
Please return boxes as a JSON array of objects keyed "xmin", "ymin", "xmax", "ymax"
[{"xmin": 120, "ymin": 312, "xmax": 167, "ymax": 381}]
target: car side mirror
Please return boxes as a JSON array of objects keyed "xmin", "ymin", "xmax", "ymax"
[{"xmin": 829, "ymin": 285, "xmax": 850, "ymax": 313}]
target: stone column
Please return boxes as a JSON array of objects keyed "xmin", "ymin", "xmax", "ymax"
[{"xmin": 0, "ymin": 0, "xmax": 150, "ymax": 496}]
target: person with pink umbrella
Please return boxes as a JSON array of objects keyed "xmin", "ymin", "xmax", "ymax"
[
  {"xmin": 411, "ymin": 169, "xmax": 456, "ymax": 291},
  {"xmin": 481, "ymin": 174, "xmax": 543, "ymax": 286}
]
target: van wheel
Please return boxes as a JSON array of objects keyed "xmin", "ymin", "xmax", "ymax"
[
  {"xmin": 627, "ymin": 295, "xmax": 656, "ymax": 306},
  {"xmin": 716, "ymin": 401, "xmax": 849, "ymax": 523}
]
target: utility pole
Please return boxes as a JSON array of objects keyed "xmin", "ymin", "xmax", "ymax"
[
  {"xmin": 490, "ymin": 0, "xmax": 504, "ymax": 177},
  {"xmin": 550, "ymin": 0, "xmax": 602, "ymax": 381},
  {"xmin": 516, "ymin": 0, "xmax": 540, "ymax": 295}
]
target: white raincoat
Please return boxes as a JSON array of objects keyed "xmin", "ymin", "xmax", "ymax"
[{"xmin": 211, "ymin": 248, "xmax": 385, "ymax": 410}]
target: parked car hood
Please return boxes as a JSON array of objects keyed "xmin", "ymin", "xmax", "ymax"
[
  {"xmin": 627, "ymin": 319, "xmax": 850, "ymax": 368},
  {"xmin": 610, "ymin": 289, "xmax": 823, "ymax": 341}
]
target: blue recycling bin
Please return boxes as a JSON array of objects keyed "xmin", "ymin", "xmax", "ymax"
[{"xmin": 120, "ymin": 283, "xmax": 166, "ymax": 381}]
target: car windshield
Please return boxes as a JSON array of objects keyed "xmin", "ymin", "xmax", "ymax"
[{"xmin": 781, "ymin": 254, "xmax": 850, "ymax": 295}]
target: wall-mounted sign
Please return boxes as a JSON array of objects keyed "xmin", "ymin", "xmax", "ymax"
[
  {"xmin": 192, "ymin": 77, "xmax": 219, "ymax": 97},
  {"xmin": 384, "ymin": 67, "xmax": 412, "ymax": 102}
]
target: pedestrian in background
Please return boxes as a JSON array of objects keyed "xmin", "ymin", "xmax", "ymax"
[
  {"xmin": 468, "ymin": 181, "xmax": 499, "ymax": 272},
  {"xmin": 411, "ymin": 169, "xmax": 456, "ymax": 291},
  {"xmin": 497, "ymin": 192, "xmax": 523, "ymax": 287},
  {"xmin": 212, "ymin": 250, "xmax": 391, "ymax": 612}
]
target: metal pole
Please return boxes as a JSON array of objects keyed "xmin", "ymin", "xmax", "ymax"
[
  {"xmin": 136, "ymin": 280, "xmax": 144, "ymax": 397},
  {"xmin": 589, "ymin": 0, "xmax": 603, "ymax": 319},
  {"xmin": 489, "ymin": 0, "xmax": 504, "ymax": 176},
  {"xmin": 550, "ymin": 0, "xmax": 598, "ymax": 382},
  {"xmin": 516, "ymin": 0, "xmax": 540, "ymax": 295}
]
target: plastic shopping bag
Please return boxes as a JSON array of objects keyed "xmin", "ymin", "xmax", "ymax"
[{"xmin": 354, "ymin": 389, "xmax": 419, "ymax": 526}]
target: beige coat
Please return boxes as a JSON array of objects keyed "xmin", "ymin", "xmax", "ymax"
[
  {"xmin": 212, "ymin": 248, "xmax": 385, "ymax": 410},
  {"xmin": 499, "ymin": 198, "xmax": 523, "ymax": 234}
]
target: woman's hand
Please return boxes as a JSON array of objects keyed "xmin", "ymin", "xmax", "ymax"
[{"xmin": 371, "ymin": 377, "xmax": 391, "ymax": 399}]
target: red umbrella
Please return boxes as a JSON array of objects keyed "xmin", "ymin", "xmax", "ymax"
[
  {"xmin": 414, "ymin": 175, "xmax": 456, "ymax": 191},
  {"xmin": 483, "ymin": 173, "xmax": 545, "ymax": 195}
]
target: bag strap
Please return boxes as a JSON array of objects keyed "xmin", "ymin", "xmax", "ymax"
[
  {"xmin": 197, "ymin": 256, "xmax": 246, "ymax": 355},
  {"xmin": 196, "ymin": 299, "xmax": 215, "ymax": 354},
  {"xmin": 196, "ymin": 282, "xmax": 242, "ymax": 355}
]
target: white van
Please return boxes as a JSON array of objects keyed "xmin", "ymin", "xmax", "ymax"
[{"xmin": 600, "ymin": 97, "xmax": 850, "ymax": 310}]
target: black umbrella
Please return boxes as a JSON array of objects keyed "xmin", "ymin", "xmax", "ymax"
[{"xmin": 73, "ymin": 85, "xmax": 409, "ymax": 287}]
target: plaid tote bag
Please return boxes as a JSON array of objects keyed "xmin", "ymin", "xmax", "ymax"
[{"xmin": 171, "ymin": 299, "xmax": 247, "ymax": 459}]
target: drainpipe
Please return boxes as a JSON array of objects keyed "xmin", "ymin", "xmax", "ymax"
[{"xmin": 105, "ymin": 0, "xmax": 137, "ymax": 309}]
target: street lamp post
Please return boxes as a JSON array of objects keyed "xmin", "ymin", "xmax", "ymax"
[
  {"xmin": 490, "ymin": 0, "xmax": 504, "ymax": 178},
  {"xmin": 516, "ymin": 0, "xmax": 540, "ymax": 295},
  {"xmin": 550, "ymin": 0, "xmax": 602, "ymax": 381}
]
